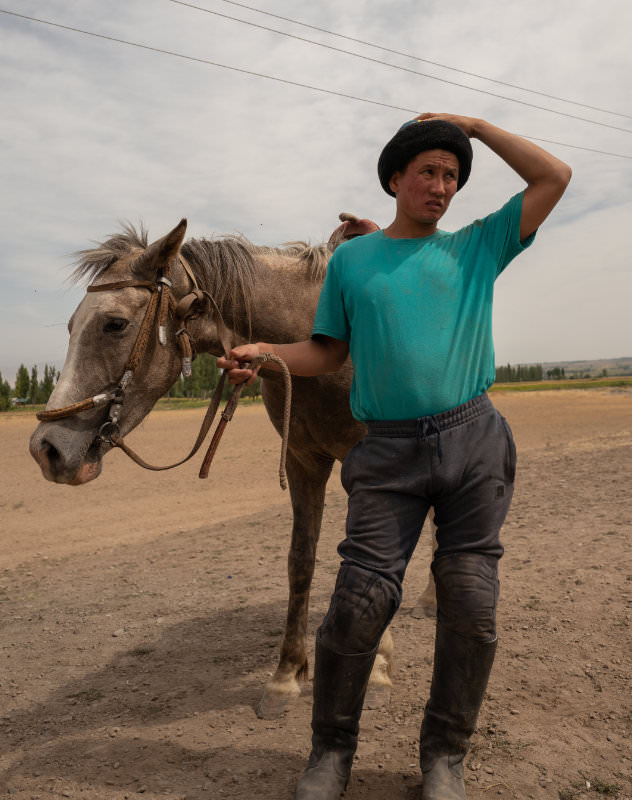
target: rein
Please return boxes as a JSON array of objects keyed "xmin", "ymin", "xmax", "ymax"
[{"xmin": 36, "ymin": 257, "xmax": 291, "ymax": 490}]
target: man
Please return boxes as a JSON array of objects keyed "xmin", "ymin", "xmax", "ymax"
[{"xmin": 219, "ymin": 113, "xmax": 571, "ymax": 799}]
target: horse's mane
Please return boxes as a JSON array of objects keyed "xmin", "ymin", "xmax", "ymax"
[
  {"xmin": 70, "ymin": 222, "xmax": 150, "ymax": 285},
  {"xmin": 70, "ymin": 224, "xmax": 331, "ymax": 295},
  {"xmin": 69, "ymin": 222, "xmax": 333, "ymax": 340},
  {"xmin": 181, "ymin": 235, "xmax": 330, "ymax": 322},
  {"xmin": 69, "ymin": 224, "xmax": 332, "ymax": 338}
]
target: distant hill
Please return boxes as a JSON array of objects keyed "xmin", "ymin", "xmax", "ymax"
[{"xmin": 538, "ymin": 357, "xmax": 632, "ymax": 378}]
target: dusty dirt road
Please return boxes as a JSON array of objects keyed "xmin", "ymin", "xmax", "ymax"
[{"xmin": 1, "ymin": 389, "xmax": 631, "ymax": 800}]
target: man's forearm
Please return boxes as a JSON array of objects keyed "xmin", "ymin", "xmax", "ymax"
[
  {"xmin": 218, "ymin": 337, "xmax": 348, "ymax": 385},
  {"xmin": 467, "ymin": 117, "xmax": 571, "ymax": 238},
  {"xmin": 252, "ymin": 338, "xmax": 349, "ymax": 377},
  {"xmin": 470, "ymin": 118, "xmax": 572, "ymax": 187}
]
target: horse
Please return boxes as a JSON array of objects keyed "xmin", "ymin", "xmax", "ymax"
[{"xmin": 29, "ymin": 218, "xmax": 436, "ymax": 719}]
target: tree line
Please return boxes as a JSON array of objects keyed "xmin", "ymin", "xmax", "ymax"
[
  {"xmin": 0, "ymin": 364, "xmax": 60, "ymax": 411},
  {"xmin": 495, "ymin": 363, "xmax": 545, "ymax": 382},
  {"xmin": 495, "ymin": 364, "xmax": 607, "ymax": 382},
  {"xmin": 1, "ymin": 356, "xmax": 599, "ymax": 412},
  {"xmin": 0, "ymin": 355, "xmax": 261, "ymax": 412},
  {"xmin": 166, "ymin": 354, "xmax": 262, "ymax": 401}
]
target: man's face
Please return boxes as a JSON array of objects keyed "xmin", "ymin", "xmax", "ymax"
[{"xmin": 389, "ymin": 149, "xmax": 459, "ymax": 226}]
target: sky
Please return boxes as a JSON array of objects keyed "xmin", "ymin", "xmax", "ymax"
[{"xmin": 1, "ymin": 0, "xmax": 631, "ymax": 383}]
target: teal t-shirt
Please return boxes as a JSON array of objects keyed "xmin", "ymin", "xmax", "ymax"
[{"xmin": 312, "ymin": 191, "xmax": 534, "ymax": 420}]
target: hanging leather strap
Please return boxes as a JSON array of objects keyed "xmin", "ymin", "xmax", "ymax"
[
  {"xmin": 112, "ymin": 353, "xmax": 291, "ymax": 490},
  {"xmin": 111, "ymin": 371, "xmax": 228, "ymax": 471}
]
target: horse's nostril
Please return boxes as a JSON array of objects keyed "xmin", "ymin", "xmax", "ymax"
[{"xmin": 41, "ymin": 439, "xmax": 61, "ymax": 470}]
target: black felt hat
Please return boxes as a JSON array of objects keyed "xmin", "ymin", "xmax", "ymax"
[{"xmin": 378, "ymin": 119, "xmax": 473, "ymax": 196}]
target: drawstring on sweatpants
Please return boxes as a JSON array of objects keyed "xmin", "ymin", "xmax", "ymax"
[{"xmin": 416, "ymin": 415, "xmax": 443, "ymax": 462}]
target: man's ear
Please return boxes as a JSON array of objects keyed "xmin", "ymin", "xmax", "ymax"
[{"xmin": 389, "ymin": 171, "xmax": 400, "ymax": 195}]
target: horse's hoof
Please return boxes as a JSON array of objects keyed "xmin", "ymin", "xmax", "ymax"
[
  {"xmin": 411, "ymin": 601, "xmax": 436, "ymax": 619},
  {"xmin": 364, "ymin": 683, "xmax": 391, "ymax": 710},
  {"xmin": 255, "ymin": 686, "xmax": 300, "ymax": 719}
]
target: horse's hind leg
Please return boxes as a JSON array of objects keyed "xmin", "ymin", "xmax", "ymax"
[
  {"xmin": 364, "ymin": 626, "xmax": 394, "ymax": 709},
  {"xmin": 256, "ymin": 449, "xmax": 334, "ymax": 719},
  {"xmin": 366, "ymin": 515, "xmax": 438, "ymax": 708},
  {"xmin": 412, "ymin": 513, "xmax": 438, "ymax": 619}
]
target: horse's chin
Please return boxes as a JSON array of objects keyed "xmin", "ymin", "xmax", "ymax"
[
  {"xmin": 67, "ymin": 459, "xmax": 103, "ymax": 485},
  {"xmin": 38, "ymin": 456, "xmax": 103, "ymax": 485}
]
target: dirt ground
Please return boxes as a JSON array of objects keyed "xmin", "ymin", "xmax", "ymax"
[{"xmin": 1, "ymin": 389, "xmax": 631, "ymax": 800}]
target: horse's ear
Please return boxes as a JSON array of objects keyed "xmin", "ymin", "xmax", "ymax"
[{"xmin": 133, "ymin": 218, "xmax": 187, "ymax": 276}]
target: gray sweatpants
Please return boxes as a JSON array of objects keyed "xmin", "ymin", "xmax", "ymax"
[{"xmin": 321, "ymin": 393, "xmax": 515, "ymax": 653}]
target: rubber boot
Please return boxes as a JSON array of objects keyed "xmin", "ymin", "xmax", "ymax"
[
  {"xmin": 420, "ymin": 622, "xmax": 497, "ymax": 800},
  {"xmin": 295, "ymin": 633, "xmax": 377, "ymax": 800}
]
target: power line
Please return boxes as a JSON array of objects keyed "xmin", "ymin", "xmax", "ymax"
[
  {"xmin": 170, "ymin": 0, "xmax": 632, "ymax": 135},
  {"xmin": 0, "ymin": 10, "xmax": 419, "ymax": 113},
  {"xmin": 170, "ymin": 0, "xmax": 632, "ymax": 131},
  {"xmin": 201, "ymin": 0, "xmax": 632, "ymax": 122},
  {"xmin": 2, "ymin": 9, "xmax": 631, "ymax": 161},
  {"xmin": 516, "ymin": 136, "xmax": 631, "ymax": 160}
]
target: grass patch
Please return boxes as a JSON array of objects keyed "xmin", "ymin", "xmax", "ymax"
[
  {"xmin": 156, "ymin": 396, "xmax": 264, "ymax": 411},
  {"xmin": 7, "ymin": 376, "xmax": 632, "ymax": 418},
  {"xmin": 560, "ymin": 776, "xmax": 622, "ymax": 798},
  {"xmin": 4, "ymin": 395, "xmax": 264, "ymax": 415},
  {"xmin": 490, "ymin": 377, "xmax": 632, "ymax": 393},
  {"xmin": 591, "ymin": 777, "xmax": 621, "ymax": 795},
  {"xmin": 156, "ymin": 397, "xmax": 218, "ymax": 411},
  {"xmin": 576, "ymin": 775, "xmax": 623, "ymax": 797}
]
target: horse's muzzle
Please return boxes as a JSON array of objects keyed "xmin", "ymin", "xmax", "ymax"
[{"xmin": 29, "ymin": 424, "xmax": 104, "ymax": 485}]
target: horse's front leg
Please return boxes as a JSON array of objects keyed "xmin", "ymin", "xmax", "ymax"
[{"xmin": 255, "ymin": 449, "xmax": 334, "ymax": 719}]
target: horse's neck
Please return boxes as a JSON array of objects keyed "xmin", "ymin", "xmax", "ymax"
[{"xmin": 186, "ymin": 255, "xmax": 324, "ymax": 355}]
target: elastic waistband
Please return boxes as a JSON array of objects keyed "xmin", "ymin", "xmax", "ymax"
[{"xmin": 366, "ymin": 393, "xmax": 492, "ymax": 436}]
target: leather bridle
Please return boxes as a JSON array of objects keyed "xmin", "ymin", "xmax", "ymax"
[
  {"xmin": 37, "ymin": 255, "xmax": 209, "ymax": 434},
  {"xmin": 35, "ymin": 255, "xmax": 291, "ymax": 488}
]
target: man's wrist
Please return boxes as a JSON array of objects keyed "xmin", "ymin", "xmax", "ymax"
[
  {"xmin": 255, "ymin": 342, "xmax": 271, "ymax": 357},
  {"xmin": 468, "ymin": 117, "xmax": 486, "ymax": 140}
]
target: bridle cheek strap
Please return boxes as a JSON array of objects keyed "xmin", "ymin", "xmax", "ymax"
[
  {"xmin": 37, "ymin": 271, "xmax": 191, "ymax": 424},
  {"xmin": 36, "ymin": 280, "xmax": 160, "ymax": 424}
]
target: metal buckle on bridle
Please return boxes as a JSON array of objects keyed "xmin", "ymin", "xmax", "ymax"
[
  {"xmin": 176, "ymin": 328, "xmax": 195, "ymax": 377},
  {"xmin": 157, "ymin": 276, "xmax": 173, "ymax": 346},
  {"xmin": 97, "ymin": 420, "xmax": 121, "ymax": 445},
  {"xmin": 95, "ymin": 375, "xmax": 131, "ymax": 445}
]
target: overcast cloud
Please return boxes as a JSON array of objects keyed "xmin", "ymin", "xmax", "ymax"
[{"xmin": 1, "ymin": 0, "xmax": 631, "ymax": 381}]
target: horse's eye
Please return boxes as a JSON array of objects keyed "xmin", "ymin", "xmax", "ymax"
[{"xmin": 103, "ymin": 318, "xmax": 129, "ymax": 334}]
